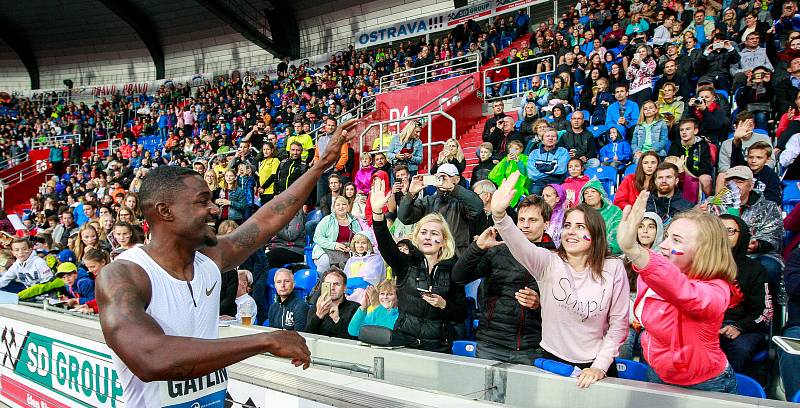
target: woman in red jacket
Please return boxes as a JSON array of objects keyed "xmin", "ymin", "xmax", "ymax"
[
  {"xmin": 614, "ymin": 151, "xmax": 658, "ymax": 210},
  {"xmin": 617, "ymin": 192, "xmax": 739, "ymax": 393}
]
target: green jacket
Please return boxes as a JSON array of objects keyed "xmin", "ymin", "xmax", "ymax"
[
  {"xmin": 488, "ymin": 154, "xmax": 529, "ymax": 207},
  {"xmin": 579, "ymin": 179, "xmax": 623, "ymax": 254},
  {"xmin": 312, "ymin": 213, "xmax": 362, "ymax": 259}
]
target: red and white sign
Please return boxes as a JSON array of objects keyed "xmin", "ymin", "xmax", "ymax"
[{"xmin": 1, "ymin": 376, "xmax": 71, "ymax": 408}]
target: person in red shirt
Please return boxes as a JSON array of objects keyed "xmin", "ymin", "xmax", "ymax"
[{"xmin": 486, "ymin": 57, "xmax": 511, "ymax": 98}]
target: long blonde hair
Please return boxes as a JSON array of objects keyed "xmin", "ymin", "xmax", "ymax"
[
  {"xmin": 638, "ymin": 100, "xmax": 663, "ymax": 124},
  {"xmin": 398, "ymin": 121, "xmax": 421, "ymax": 144},
  {"xmin": 669, "ymin": 210, "xmax": 737, "ymax": 283},
  {"xmin": 444, "ymin": 138, "xmax": 465, "ymax": 163},
  {"xmin": 411, "ymin": 213, "xmax": 456, "ymax": 261},
  {"xmin": 72, "ymin": 223, "xmax": 99, "ymax": 261}
]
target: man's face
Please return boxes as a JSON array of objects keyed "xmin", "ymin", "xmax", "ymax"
[
  {"xmin": 729, "ymin": 178, "xmax": 753, "ymax": 202},
  {"xmin": 746, "ymin": 34, "xmax": 760, "ymax": 48},
  {"xmin": 656, "ymin": 169, "xmax": 677, "ymax": 195},
  {"xmin": 374, "ymin": 154, "xmax": 387, "ymax": 168},
  {"xmin": 324, "ymin": 273, "xmax": 344, "ymax": 302},
  {"xmin": 614, "ymin": 87, "xmax": 628, "ymax": 101},
  {"xmin": 492, "ymin": 102, "xmax": 503, "ymax": 114},
  {"xmin": 177, "ymin": 176, "xmax": 219, "ymax": 247},
  {"xmin": 83, "ymin": 205, "xmax": 95, "ymax": 218},
  {"xmin": 570, "ymin": 112, "xmax": 584, "ymax": 129},
  {"xmin": 61, "ymin": 213, "xmax": 74, "ymax": 227},
  {"xmin": 747, "ymin": 148, "xmax": 770, "ymax": 172},
  {"xmin": 664, "ymin": 61, "xmax": 677, "ymax": 76},
  {"xmin": 694, "ymin": 11, "xmax": 705, "ymax": 24},
  {"xmin": 325, "ymin": 120, "xmax": 336, "ymax": 133},
  {"xmin": 542, "ymin": 131, "xmax": 557, "ymax": 148},
  {"xmin": 274, "ymin": 270, "xmax": 295, "ymax": 297},
  {"xmin": 289, "ymin": 145, "xmax": 302, "ymax": 159},
  {"xmin": 517, "ymin": 206, "xmax": 547, "ymax": 242},
  {"xmin": 395, "ymin": 169, "xmax": 409, "ymax": 190},
  {"xmin": 328, "ymin": 177, "xmax": 341, "ymax": 193},
  {"xmin": 10, "ymin": 242, "xmax": 32, "ymax": 262},
  {"xmin": 679, "ymin": 122, "xmax": 698, "ymax": 143}
]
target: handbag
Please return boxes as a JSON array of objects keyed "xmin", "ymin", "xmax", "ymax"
[{"xmin": 358, "ymin": 325, "xmax": 419, "ymax": 347}]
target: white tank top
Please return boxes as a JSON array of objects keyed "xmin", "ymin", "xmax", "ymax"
[{"xmin": 112, "ymin": 246, "xmax": 228, "ymax": 408}]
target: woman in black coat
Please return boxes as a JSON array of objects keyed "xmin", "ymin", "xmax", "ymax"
[{"xmin": 370, "ymin": 179, "xmax": 468, "ymax": 353}]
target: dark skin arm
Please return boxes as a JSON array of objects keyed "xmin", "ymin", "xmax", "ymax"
[
  {"xmin": 96, "ymin": 261, "xmax": 311, "ymax": 381},
  {"xmin": 203, "ymin": 119, "xmax": 359, "ymax": 272}
]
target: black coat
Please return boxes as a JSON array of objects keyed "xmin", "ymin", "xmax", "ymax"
[
  {"xmin": 483, "ymin": 113, "xmax": 508, "ymax": 139},
  {"xmin": 723, "ymin": 215, "xmax": 771, "ymax": 334},
  {"xmin": 470, "ymin": 159, "xmax": 495, "ymax": 187},
  {"xmin": 374, "ymin": 218, "xmax": 468, "ymax": 352},
  {"xmin": 484, "ymin": 129, "xmax": 524, "ymax": 161},
  {"xmin": 305, "ymin": 296, "xmax": 359, "ymax": 340},
  {"xmin": 452, "ymin": 242, "xmax": 543, "ymax": 351}
]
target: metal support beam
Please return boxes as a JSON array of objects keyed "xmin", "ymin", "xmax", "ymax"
[
  {"xmin": 97, "ymin": 0, "xmax": 165, "ymax": 79},
  {"xmin": 194, "ymin": 0, "xmax": 292, "ymax": 58},
  {"xmin": 0, "ymin": 15, "xmax": 39, "ymax": 89}
]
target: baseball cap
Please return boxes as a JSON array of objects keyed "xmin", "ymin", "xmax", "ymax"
[
  {"xmin": 725, "ymin": 166, "xmax": 753, "ymax": 181},
  {"xmin": 55, "ymin": 262, "xmax": 77, "ymax": 276},
  {"xmin": 58, "ymin": 249, "xmax": 77, "ymax": 263},
  {"xmin": 436, "ymin": 163, "xmax": 459, "ymax": 177}
]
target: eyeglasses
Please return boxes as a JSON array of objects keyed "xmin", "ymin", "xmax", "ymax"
[{"xmin": 725, "ymin": 228, "xmax": 739, "ymax": 236}]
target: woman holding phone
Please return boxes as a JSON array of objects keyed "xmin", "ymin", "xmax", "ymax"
[
  {"xmin": 490, "ymin": 172, "xmax": 630, "ymax": 388},
  {"xmin": 370, "ymin": 179, "xmax": 467, "ymax": 352}
]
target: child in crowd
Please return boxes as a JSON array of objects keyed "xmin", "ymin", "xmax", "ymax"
[
  {"xmin": 354, "ymin": 153, "xmax": 374, "ymax": 196},
  {"xmin": 667, "ymin": 118, "xmax": 713, "ymax": 202},
  {"xmin": 344, "ymin": 232, "xmax": 387, "ymax": 303},
  {"xmin": 599, "ymin": 127, "xmax": 632, "ymax": 169},
  {"xmin": 347, "ymin": 279, "xmax": 399, "ymax": 338},
  {"xmin": 542, "ymin": 184, "xmax": 567, "ymax": 246},
  {"xmin": 56, "ymin": 261, "xmax": 95, "ymax": 307},
  {"xmin": 75, "ymin": 248, "xmax": 108, "ymax": 314},
  {"xmin": 470, "ymin": 143, "xmax": 495, "ymax": 187},
  {"xmin": 561, "ymin": 158, "xmax": 589, "ymax": 208},
  {"xmin": 488, "ymin": 140, "xmax": 529, "ymax": 207}
]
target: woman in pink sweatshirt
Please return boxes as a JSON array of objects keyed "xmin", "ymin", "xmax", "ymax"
[
  {"xmin": 617, "ymin": 191, "xmax": 739, "ymax": 393},
  {"xmin": 491, "ymin": 172, "xmax": 629, "ymax": 388}
]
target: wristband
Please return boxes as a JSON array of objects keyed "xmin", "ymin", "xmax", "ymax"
[{"xmin": 372, "ymin": 211, "xmax": 384, "ymax": 216}]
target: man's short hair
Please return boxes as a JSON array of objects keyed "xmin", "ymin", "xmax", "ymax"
[
  {"xmin": 472, "ymin": 180, "xmax": 497, "ymax": 195},
  {"xmin": 320, "ymin": 267, "xmax": 347, "ymax": 286},
  {"xmin": 656, "ymin": 162, "xmax": 680, "ymax": 177},
  {"xmin": 748, "ymin": 141, "xmax": 773, "ymax": 158},
  {"xmin": 59, "ymin": 207, "xmax": 73, "ymax": 216},
  {"xmin": 290, "ymin": 141, "xmax": 303, "ymax": 149},
  {"xmin": 328, "ymin": 173, "xmax": 341, "ymax": 182},
  {"xmin": 138, "ymin": 166, "xmax": 200, "ymax": 215},
  {"xmin": 273, "ymin": 268, "xmax": 294, "ymax": 282},
  {"xmin": 679, "ymin": 117, "xmax": 699, "ymax": 129},
  {"xmin": 479, "ymin": 142, "xmax": 494, "ymax": 152},
  {"xmin": 10, "ymin": 237, "xmax": 30, "ymax": 248},
  {"xmin": 517, "ymin": 195, "xmax": 553, "ymax": 221},
  {"xmin": 393, "ymin": 164, "xmax": 409, "ymax": 176},
  {"xmin": 614, "ymin": 84, "xmax": 629, "ymax": 92},
  {"xmin": 735, "ymin": 110, "xmax": 755, "ymax": 125}
]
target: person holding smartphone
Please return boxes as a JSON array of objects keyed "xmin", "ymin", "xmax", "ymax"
[{"xmin": 306, "ymin": 268, "xmax": 359, "ymax": 340}]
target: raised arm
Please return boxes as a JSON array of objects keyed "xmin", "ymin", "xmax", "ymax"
[
  {"xmin": 204, "ymin": 119, "xmax": 359, "ymax": 272},
  {"xmin": 96, "ymin": 261, "xmax": 310, "ymax": 381}
]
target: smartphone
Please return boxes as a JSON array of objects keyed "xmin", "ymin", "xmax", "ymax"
[
  {"xmin": 754, "ymin": 73, "xmax": 763, "ymax": 80},
  {"xmin": 416, "ymin": 287, "xmax": 433, "ymax": 294},
  {"xmin": 422, "ymin": 175, "xmax": 439, "ymax": 186},
  {"xmin": 772, "ymin": 336, "xmax": 800, "ymax": 355},
  {"xmin": 321, "ymin": 282, "xmax": 331, "ymax": 299}
]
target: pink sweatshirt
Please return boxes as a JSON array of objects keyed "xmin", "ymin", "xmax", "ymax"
[
  {"xmin": 633, "ymin": 251, "xmax": 731, "ymax": 386},
  {"xmin": 494, "ymin": 215, "xmax": 629, "ymax": 372}
]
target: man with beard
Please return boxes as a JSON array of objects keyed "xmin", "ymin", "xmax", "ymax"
[
  {"xmin": 645, "ymin": 162, "xmax": 693, "ymax": 222},
  {"xmin": 95, "ymin": 119, "xmax": 358, "ymax": 407}
]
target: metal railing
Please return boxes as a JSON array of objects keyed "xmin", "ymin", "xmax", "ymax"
[
  {"xmin": 0, "ymin": 160, "xmax": 48, "ymax": 208},
  {"xmin": 359, "ymin": 111, "xmax": 457, "ymax": 172},
  {"xmin": 30, "ymin": 133, "xmax": 81, "ymax": 150},
  {"xmin": 310, "ymin": 94, "xmax": 376, "ymax": 143},
  {"xmin": 409, "ymin": 73, "xmax": 477, "ymax": 118},
  {"xmin": 94, "ymin": 137, "xmax": 123, "ymax": 158},
  {"xmin": 0, "ymin": 151, "xmax": 30, "ymax": 170},
  {"xmin": 379, "ymin": 52, "xmax": 481, "ymax": 94},
  {"xmin": 481, "ymin": 54, "xmax": 557, "ymax": 102}
]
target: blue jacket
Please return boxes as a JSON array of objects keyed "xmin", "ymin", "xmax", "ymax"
[
  {"xmin": 66, "ymin": 269, "xmax": 95, "ymax": 305},
  {"xmin": 347, "ymin": 306, "xmax": 399, "ymax": 337},
  {"xmin": 526, "ymin": 146, "xmax": 570, "ymax": 182},
  {"xmin": 604, "ymin": 100, "xmax": 640, "ymax": 133},
  {"xmin": 631, "ymin": 119, "xmax": 669, "ymax": 157},
  {"xmin": 267, "ymin": 291, "xmax": 309, "ymax": 331},
  {"xmin": 599, "ymin": 140, "xmax": 633, "ymax": 163},
  {"xmin": 49, "ymin": 146, "xmax": 64, "ymax": 163},
  {"xmin": 387, "ymin": 137, "xmax": 423, "ymax": 173}
]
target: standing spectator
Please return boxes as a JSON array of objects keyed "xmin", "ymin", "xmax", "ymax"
[
  {"xmin": 371, "ymin": 186, "xmax": 468, "ymax": 353},
  {"xmin": 698, "ymin": 34, "xmax": 740, "ymax": 92},
  {"xmin": 275, "ymin": 142, "xmax": 308, "ymax": 195},
  {"xmin": 736, "ymin": 66, "xmax": 775, "ymax": 130},
  {"xmin": 182, "ymin": 107, "xmax": 195, "ymax": 140},
  {"xmin": 214, "ymin": 170, "xmax": 247, "ymax": 224},
  {"xmin": 625, "ymin": 45, "xmax": 657, "ymax": 107},
  {"xmin": 453, "ymin": 195, "xmax": 553, "ymax": 364},
  {"xmin": 483, "ymin": 101, "xmax": 508, "ymax": 141},
  {"xmin": 527, "ymin": 128, "xmax": 569, "ymax": 195},
  {"xmin": 645, "ymin": 163, "xmax": 694, "ymax": 222},
  {"xmin": 618, "ymin": 194, "xmax": 739, "ymax": 394},
  {"xmin": 632, "ymin": 101, "xmax": 670, "ymax": 159},
  {"xmin": 306, "ymin": 268, "xmax": 360, "ymax": 340},
  {"xmin": 313, "ymin": 118, "xmax": 349, "ymax": 204},
  {"xmin": 558, "ymin": 111, "xmax": 599, "ymax": 168},
  {"xmin": 49, "ymin": 141, "xmax": 65, "ymax": 176},
  {"xmin": 268, "ymin": 268, "xmax": 309, "ymax": 331},
  {"xmin": 52, "ymin": 208, "xmax": 79, "ymax": 248},
  {"xmin": 723, "ymin": 140, "xmax": 782, "ymax": 206},
  {"xmin": 684, "ymin": 86, "xmax": 728, "ymax": 144},
  {"xmin": 257, "ymin": 142, "xmax": 280, "ymax": 205},
  {"xmin": 731, "ymin": 32, "xmax": 773, "ymax": 89},
  {"xmin": 491, "ymin": 174, "xmax": 628, "ymax": 387},
  {"xmin": 718, "ymin": 112, "xmax": 772, "ymax": 173},
  {"xmin": 388, "ymin": 121, "xmax": 424, "ymax": 176},
  {"xmin": 398, "ymin": 163, "xmax": 483, "ymax": 256}
]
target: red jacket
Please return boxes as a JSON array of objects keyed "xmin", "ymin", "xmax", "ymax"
[
  {"xmin": 633, "ymin": 252, "xmax": 732, "ymax": 386},
  {"xmin": 487, "ymin": 68, "xmax": 510, "ymax": 83},
  {"xmin": 613, "ymin": 174, "xmax": 639, "ymax": 209}
]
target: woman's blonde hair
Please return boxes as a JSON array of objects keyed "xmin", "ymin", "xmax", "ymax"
[
  {"xmin": 218, "ymin": 219, "xmax": 239, "ymax": 236},
  {"xmin": 669, "ymin": 210, "xmax": 737, "ymax": 283},
  {"xmin": 204, "ymin": 170, "xmax": 218, "ymax": 190},
  {"xmin": 398, "ymin": 121, "xmax": 421, "ymax": 144},
  {"xmin": 72, "ymin": 223, "xmax": 98, "ymax": 261},
  {"xmin": 411, "ymin": 213, "xmax": 456, "ymax": 261},
  {"xmin": 637, "ymin": 100, "xmax": 663, "ymax": 124},
  {"xmin": 445, "ymin": 138, "xmax": 465, "ymax": 162},
  {"xmin": 350, "ymin": 233, "xmax": 373, "ymax": 252}
]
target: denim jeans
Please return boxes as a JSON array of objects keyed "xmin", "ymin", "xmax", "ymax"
[
  {"xmin": 719, "ymin": 330, "xmax": 765, "ymax": 373},
  {"xmin": 779, "ymin": 325, "xmax": 800, "ymax": 400},
  {"xmin": 476, "ymin": 342, "xmax": 543, "ymax": 365},
  {"xmin": 619, "ymin": 328, "xmax": 642, "ymax": 360},
  {"xmin": 646, "ymin": 364, "xmax": 737, "ymax": 394}
]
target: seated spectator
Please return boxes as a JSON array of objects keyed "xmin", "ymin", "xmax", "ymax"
[
  {"xmin": 268, "ymin": 268, "xmax": 308, "ymax": 331},
  {"xmin": 655, "ymin": 82, "xmax": 685, "ymax": 135},
  {"xmin": 398, "ymin": 163, "xmax": 483, "ymax": 256},
  {"xmin": 718, "ymin": 112, "xmax": 773, "ymax": 173},
  {"xmin": 599, "ymin": 127, "xmax": 632, "ymax": 170},
  {"xmin": 580, "ymin": 179, "xmax": 623, "ymax": 254},
  {"xmin": 527, "ymin": 128, "xmax": 569, "ymax": 195},
  {"xmin": 542, "ymin": 184, "xmax": 567, "ymax": 246},
  {"xmin": 343, "ymin": 232, "xmax": 387, "ymax": 302},
  {"xmin": 684, "ymin": 85, "xmax": 728, "ymax": 144},
  {"xmin": 492, "ymin": 174, "xmax": 628, "ymax": 386},
  {"xmin": 347, "ymin": 280, "xmax": 400, "ymax": 338},
  {"xmin": 632, "ymin": 101, "xmax": 670, "ymax": 160},
  {"xmin": 625, "ymin": 45, "xmax": 657, "ymax": 107},
  {"xmin": 558, "ymin": 110, "xmax": 599, "ymax": 168},
  {"xmin": 718, "ymin": 215, "xmax": 772, "ymax": 373},
  {"xmin": 667, "ymin": 118, "xmax": 714, "ymax": 199},
  {"xmin": 605, "ymin": 84, "xmax": 640, "ymax": 136},
  {"xmin": 267, "ymin": 210, "xmax": 305, "ymax": 269},
  {"xmin": 2, "ymin": 238, "xmax": 61, "ymax": 300},
  {"xmin": 56, "ymin": 261, "xmax": 95, "ymax": 307},
  {"xmin": 453, "ymin": 195, "xmax": 554, "ymax": 364},
  {"xmin": 74, "ymin": 248, "xmax": 109, "ymax": 315},
  {"xmin": 52, "ymin": 208, "xmax": 79, "ymax": 248},
  {"xmin": 470, "ymin": 143, "xmax": 495, "ymax": 187},
  {"xmin": 523, "ymin": 119, "xmax": 551, "ymax": 155},
  {"xmin": 372, "ymin": 184, "xmax": 467, "ymax": 353},
  {"xmin": 306, "ymin": 268, "xmax": 360, "ymax": 340},
  {"xmin": 646, "ymin": 163, "xmax": 694, "ymax": 222},
  {"xmin": 619, "ymin": 198, "xmax": 739, "ymax": 394},
  {"xmin": 780, "ymin": 245, "xmax": 800, "ymax": 401},
  {"xmin": 516, "ymin": 102, "xmax": 540, "ymax": 139},
  {"xmin": 486, "ymin": 59, "xmax": 511, "ymax": 98},
  {"xmin": 698, "ymin": 33, "xmax": 740, "ymax": 92},
  {"xmin": 484, "ymin": 116, "xmax": 524, "ymax": 162},
  {"xmin": 735, "ymin": 66, "xmax": 775, "ymax": 130},
  {"xmin": 489, "ymin": 140, "xmax": 529, "ymax": 207},
  {"xmin": 387, "ymin": 121, "xmax": 424, "ymax": 176},
  {"xmin": 214, "ymin": 170, "xmax": 247, "ymax": 224},
  {"xmin": 548, "ymin": 103, "xmax": 569, "ymax": 132},
  {"xmin": 432, "ymin": 139, "xmax": 467, "ymax": 187},
  {"xmin": 312, "ymin": 196, "xmax": 361, "ymax": 274},
  {"xmin": 654, "ymin": 60, "xmax": 691, "ymax": 103},
  {"xmin": 225, "ymin": 269, "xmax": 257, "ymax": 325},
  {"xmin": 731, "ymin": 141, "xmax": 782, "ymax": 206},
  {"xmin": 482, "ymin": 101, "xmax": 508, "ymax": 141},
  {"xmin": 318, "ymin": 173, "xmax": 343, "ymax": 217},
  {"xmin": 562, "ymin": 158, "xmax": 590, "ymax": 208},
  {"xmin": 274, "ymin": 142, "xmax": 308, "ymax": 195}
]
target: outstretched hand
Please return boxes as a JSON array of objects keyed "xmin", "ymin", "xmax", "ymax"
[
  {"xmin": 491, "ymin": 172, "xmax": 519, "ymax": 219},
  {"xmin": 618, "ymin": 191, "xmax": 648, "ymax": 253},
  {"xmin": 265, "ymin": 331, "xmax": 311, "ymax": 370},
  {"xmin": 476, "ymin": 227, "xmax": 504, "ymax": 250},
  {"xmin": 369, "ymin": 178, "xmax": 392, "ymax": 215},
  {"xmin": 319, "ymin": 119, "xmax": 359, "ymax": 167}
]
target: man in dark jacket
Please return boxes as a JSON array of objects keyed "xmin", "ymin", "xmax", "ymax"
[
  {"xmin": 484, "ymin": 116, "xmax": 524, "ymax": 161},
  {"xmin": 453, "ymin": 195, "xmax": 554, "ymax": 364},
  {"xmin": 645, "ymin": 163, "xmax": 693, "ymax": 222},
  {"xmin": 773, "ymin": 57, "xmax": 800, "ymax": 114},
  {"xmin": 779, "ymin": 246, "xmax": 800, "ymax": 400},
  {"xmin": 275, "ymin": 142, "xmax": 308, "ymax": 195},
  {"xmin": 482, "ymin": 101, "xmax": 508, "ymax": 142},
  {"xmin": 697, "ymin": 33, "xmax": 740, "ymax": 91},
  {"xmin": 306, "ymin": 269, "xmax": 359, "ymax": 340},
  {"xmin": 718, "ymin": 215, "xmax": 771, "ymax": 373},
  {"xmin": 557, "ymin": 110, "xmax": 599, "ymax": 168},
  {"xmin": 268, "ymin": 269, "xmax": 309, "ymax": 331},
  {"xmin": 398, "ymin": 163, "xmax": 484, "ymax": 255},
  {"xmin": 654, "ymin": 59, "xmax": 692, "ymax": 101}
]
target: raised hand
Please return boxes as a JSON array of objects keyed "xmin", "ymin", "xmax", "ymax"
[
  {"xmin": 408, "ymin": 174, "xmax": 425, "ymax": 195},
  {"xmin": 618, "ymin": 191, "xmax": 648, "ymax": 253},
  {"xmin": 369, "ymin": 178, "xmax": 392, "ymax": 214},
  {"xmin": 320, "ymin": 119, "xmax": 359, "ymax": 167},
  {"xmin": 476, "ymin": 227, "xmax": 504, "ymax": 250},
  {"xmin": 491, "ymin": 171, "xmax": 519, "ymax": 218}
]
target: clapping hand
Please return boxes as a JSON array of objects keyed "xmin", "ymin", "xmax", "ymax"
[{"xmin": 491, "ymin": 171, "xmax": 519, "ymax": 219}]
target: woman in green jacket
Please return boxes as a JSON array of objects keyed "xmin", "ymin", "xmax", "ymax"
[{"xmin": 312, "ymin": 195, "xmax": 362, "ymax": 274}]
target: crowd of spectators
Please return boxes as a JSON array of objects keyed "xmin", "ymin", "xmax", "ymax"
[{"xmin": 2, "ymin": 0, "xmax": 800, "ymax": 401}]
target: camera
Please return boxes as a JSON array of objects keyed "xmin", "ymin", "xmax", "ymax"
[{"xmin": 689, "ymin": 97, "xmax": 703, "ymax": 106}]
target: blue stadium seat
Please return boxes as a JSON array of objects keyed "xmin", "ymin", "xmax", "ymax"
[
  {"xmin": 294, "ymin": 269, "xmax": 317, "ymax": 299},
  {"xmin": 265, "ymin": 267, "xmax": 280, "ymax": 311},
  {"xmin": 624, "ymin": 162, "xmax": 637, "ymax": 177},
  {"xmin": 614, "ymin": 358, "xmax": 648, "ymax": 382},
  {"xmin": 452, "ymin": 340, "xmax": 477, "ymax": 358},
  {"xmin": 734, "ymin": 373, "xmax": 766, "ymax": 399},
  {"xmin": 304, "ymin": 245, "xmax": 315, "ymax": 275},
  {"xmin": 589, "ymin": 125, "xmax": 607, "ymax": 138},
  {"xmin": 793, "ymin": 389, "xmax": 800, "ymax": 403},
  {"xmin": 753, "ymin": 128, "xmax": 768, "ymax": 137},
  {"xmin": 465, "ymin": 279, "xmax": 481, "ymax": 309},
  {"xmin": 585, "ymin": 166, "xmax": 617, "ymax": 196},
  {"xmin": 783, "ymin": 181, "xmax": 800, "ymax": 213}
]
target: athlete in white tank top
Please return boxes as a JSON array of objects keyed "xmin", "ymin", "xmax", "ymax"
[{"xmin": 113, "ymin": 246, "xmax": 227, "ymax": 407}]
